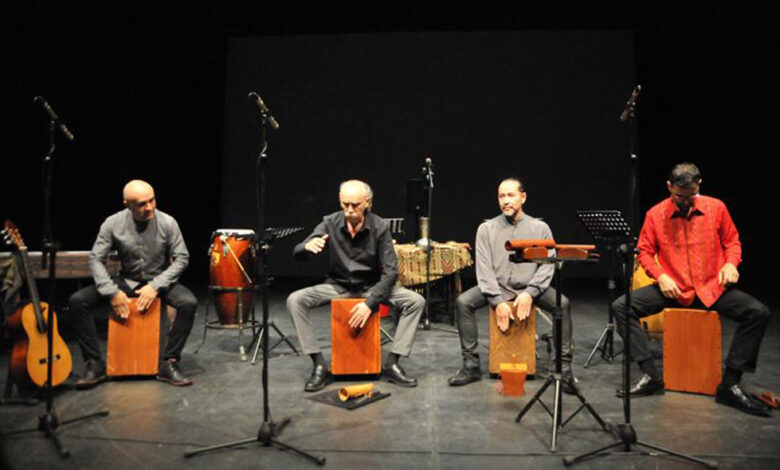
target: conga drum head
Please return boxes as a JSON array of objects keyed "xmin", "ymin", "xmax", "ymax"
[{"xmin": 209, "ymin": 229, "xmax": 257, "ymax": 325}]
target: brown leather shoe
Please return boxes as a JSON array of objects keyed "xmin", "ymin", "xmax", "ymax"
[{"xmin": 156, "ymin": 359, "xmax": 193, "ymax": 386}]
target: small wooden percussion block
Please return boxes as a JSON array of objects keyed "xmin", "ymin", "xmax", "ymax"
[
  {"xmin": 489, "ymin": 304, "xmax": 537, "ymax": 376},
  {"xmin": 331, "ymin": 298, "xmax": 385, "ymax": 375},
  {"xmin": 663, "ymin": 308, "xmax": 722, "ymax": 395},
  {"xmin": 107, "ymin": 298, "xmax": 162, "ymax": 377}
]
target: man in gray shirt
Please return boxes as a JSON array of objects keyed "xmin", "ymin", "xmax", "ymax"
[
  {"xmin": 448, "ymin": 178, "xmax": 577, "ymax": 392},
  {"xmin": 67, "ymin": 180, "xmax": 197, "ymax": 388}
]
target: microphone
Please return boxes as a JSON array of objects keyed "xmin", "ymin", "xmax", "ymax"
[
  {"xmin": 34, "ymin": 96, "xmax": 75, "ymax": 141},
  {"xmin": 619, "ymin": 85, "xmax": 641, "ymax": 122},
  {"xmin": 425, "ymin": 157, "xmax": 433, "ymax": 167},
  {"xmin": 247, "ymin": 92, "xmax": 280, "ymax": 130}
]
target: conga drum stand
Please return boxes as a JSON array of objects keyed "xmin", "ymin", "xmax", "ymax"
[
  {"xmin": 509, "ymin": 243, "xmax": 609, "ymax": 452},
  {"xmin": 195, "ymin": 285, "xmax": 260, "ymax": 361}
]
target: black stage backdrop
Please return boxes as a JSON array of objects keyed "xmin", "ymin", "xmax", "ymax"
[
  {"xmin": 222, "ymin": 32, "xmax": 635, "ymax": 279},
  {"xmin": 4, "ymin": 4, "xmax": 778, "ymax": 299}
]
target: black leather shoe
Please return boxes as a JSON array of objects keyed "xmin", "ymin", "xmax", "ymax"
[
  {"xmin": 304, "ymin": 364, "xmax": 334, "ymax": 392},
  {"xmin": 616, "ymin": 373, "xmax": 664, "ymax": 398},
  {"xmin": 156, "ymin": 359, "xmax": 193, "ymax": 386},
  {"xmin": 383, "ymin": 363, "xmax": 418, "ymax": 388},
  {"xmin": 74, "ymin": 359, "xmax": 108, "ymax": 390},
  {"xmin": 716, "ymin": 384, "xmax": 772, "ymax": 417},
  {"xmin": 561, "ymin": 368, "xmax": 579, "ymax": 395},
  {"xmin": 448, "ymin": 366, "xmax": 482, "ymax": 386}
]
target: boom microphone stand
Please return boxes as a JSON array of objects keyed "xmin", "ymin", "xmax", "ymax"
[
  {"xmin": 185, "ymin": 92, "xmax": 324, "ymax": 465},
  {"xmin": 563, "ymin": 86, "xmax": 716, "ymax": 468},
  {"xmin": 4, "ymin": 97, "xmax": 109, "ymax": 458}
]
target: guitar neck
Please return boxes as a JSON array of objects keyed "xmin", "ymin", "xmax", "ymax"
[{"xmin": 16, "ymin": 247, "xmax": 47, "ymax": 332}]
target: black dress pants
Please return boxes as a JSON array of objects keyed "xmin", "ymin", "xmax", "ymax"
[
  {"xmin": 66, "ymin": 277, "xmax": 197, "ymax": 363},
  {"xmin": 612, "ymin": 285, "xmax": 770, "ymax": 373}
]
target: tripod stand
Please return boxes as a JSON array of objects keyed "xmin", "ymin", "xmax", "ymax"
[
  {"xmin": 185, "ymin": 92, "xmax": 324, "ymax": 465},
  {"xmin": 3, "ymin": 97, "xmax": 109, "ymax": 458},
  {"xmin": 564, "ymin": 86, "xmax": 716, "ymax": 468},
  {"xmin": 511, "ymin": 245, "xmax": 609, "ymax": 452},
  {"xmin": 579, "ymin": 210, "xmax": 629, "ymax": 368}
]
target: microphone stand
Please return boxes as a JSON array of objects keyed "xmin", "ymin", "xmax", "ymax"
[
  {"xmin": 5, "ymin": 98, "xmax": 109, "ymax": 458},
  {"xmin": 185, "ymin": 96, "xmax": 324, "ymax": 465},
  {"xmin": 563, "ymin": 87, "xmax": 716, "ymax": 469},
  {"xmin": 421, "ymin": 160, "xmax": 433, "ymax": 330}
]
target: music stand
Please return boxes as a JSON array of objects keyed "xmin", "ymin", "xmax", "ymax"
[
  {"xmin": 577, "ymin": 211, "xmax": 630, "ymax": 368},
  {"xmin": 510, "ymin": 245, "xmax": 610, "ymax": 452},
  {"xmin": 248, "ymin": 227, "xmax": 304, "ymax": 364}
]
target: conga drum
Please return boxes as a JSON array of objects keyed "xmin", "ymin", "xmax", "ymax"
[{"xmin": 209, "ymin": 229, "xmax": 257, "ymax": 325}]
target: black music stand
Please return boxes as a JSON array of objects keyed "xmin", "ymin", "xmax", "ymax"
[
  {"xmin": 577, "ymin": 211, "xmax": 630, "ymax": 368},
  {"xmin": 249, "ymin": 227, "xmax": 304, "ymax": 364},
  {"xmin": 511, "ymin": 248, "xmax": 609, "ymax": 452}
]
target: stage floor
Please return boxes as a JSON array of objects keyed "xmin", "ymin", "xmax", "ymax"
[{"xmin": 2, "ymin": 280, "xmax": 779, "ymax": 470}]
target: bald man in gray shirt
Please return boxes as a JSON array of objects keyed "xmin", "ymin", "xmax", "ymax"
[
  {"xmin": 448, "ymin": 178, "xmax": 577, "ymax": 392},
  {"xmin": 67, "ymin": 180, "xmax": 197, "ymax": 388}
]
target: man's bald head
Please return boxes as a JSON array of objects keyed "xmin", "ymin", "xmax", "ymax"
[
  {"xmin": 123, "ymin": 179, "xmax": 156, "ymax": 222},
  {"xmin": 339, "ymin": 180, "xmax": 372, "ymax": 229}
]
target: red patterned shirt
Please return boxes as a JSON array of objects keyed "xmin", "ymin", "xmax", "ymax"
[{"xmin": 637, "ymin": 195, "xmax": 742, "ymax": 307}]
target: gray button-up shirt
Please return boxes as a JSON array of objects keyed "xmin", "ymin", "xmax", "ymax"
[
  {"xmin": 89, "ymin": 209, "xmax": 190, "ymax": 297},
  {"xmin": 476, "ymin": 213, "xmax": 555, "ymax": 307}
]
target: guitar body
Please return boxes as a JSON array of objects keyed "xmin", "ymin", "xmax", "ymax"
[
  {"xmin": 3, "ymin": 220, "xmax": 74, "ymax": 388},
  {"xmin": 7, "ymin": 301, "xmax": 73, "ymax": 387}
]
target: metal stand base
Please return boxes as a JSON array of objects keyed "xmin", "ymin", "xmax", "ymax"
[
  {"xmin": 515, "ymin": 372, "xmax": 609, "ymax": 452},
  {"xmin": 4, "ymin": 406, "xmax": 109, "ymax": 458},
  {"xmin": 563, "ymin": 422, "xmax": 717, "ymax": 468},
  {"xmin": 185, "ymin": 418, "xmax": 325, "ymax": 465},
  {"xmin": 250, "ymin": 320, "xmax": 300, "ymax": 364}
]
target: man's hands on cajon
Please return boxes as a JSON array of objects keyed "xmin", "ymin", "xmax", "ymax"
[
  {"xmin": 111, "ymin": 284, "xmax": 159, "ymax": 318},
  {"xmin": 111, "ymin": 291, "xmax": 132, "ymax": 319},
  {"xmin": 496, "ymin": 292, "xmax": 533, "ymax": 332},
  {"xmin": 135, "ymin": 284, "xmax": 158, "ymax": 312},
  {"xmin": 348, "ymin": 301, "xmax": 372, "ymax": 329}
]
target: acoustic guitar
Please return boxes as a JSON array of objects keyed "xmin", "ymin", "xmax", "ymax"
[{"xmin": 2, "ymin": 220, "xmax": 72, "ymax": 387}]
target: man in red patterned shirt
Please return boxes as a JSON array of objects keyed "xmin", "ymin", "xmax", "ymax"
[{"xmin": 612, "ymin": 163, "xmax": 771, "ymax": 416}]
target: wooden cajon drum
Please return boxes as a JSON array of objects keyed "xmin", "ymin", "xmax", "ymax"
[
  {"xmin": 107, "ymin": 298, "xmax": 162, "ymax": 377},
  {"xmin": 489, "ymin": 304, "xmax": 537, "ymax": 376},
  {"xmin": 663, "ymin": 308, "xmax": 722, "ymax": 395},
  {"xmin": 331, "ymin": 298, "xmax": 382, "ymax": 375}
]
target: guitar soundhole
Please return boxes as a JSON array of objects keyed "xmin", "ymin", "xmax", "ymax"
[{"xmin": 36, "ymin": 354, "xmax": 62, "ymax": 365}]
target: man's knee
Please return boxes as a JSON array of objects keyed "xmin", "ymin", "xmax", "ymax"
[
  {"xmin": 751, "ymin": 301, "xmax": 771, "ymax": 325},
  {"xmin": 287, "ymin": 289, "xmax": 306, "ymax": 312},
  {"xmin": 611, "ymin": 296, "xmax": 628, "ymax": 317}
]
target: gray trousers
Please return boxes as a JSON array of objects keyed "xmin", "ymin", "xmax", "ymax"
[
  {"xmin": 455, "ymin": 285, "xmax": 573, "ymax": 368},
  {"xmin": 286, "ymin": 283, "xmax": 424, "ymax": 356}
]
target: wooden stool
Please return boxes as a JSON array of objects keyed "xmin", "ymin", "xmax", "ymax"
[
  {"xmin": 331, "ymin": 298, "xmax": 384, "ymax": 375},
  {"xmin": 488, "ymin": 304, "xmax": 537, "ymax": 376},
  {"xmin": 663, "ymin": 308, "xmax": 722, "ymax": 395},
  {"xmin": 107, "ymin": 298, "xmax": 163, "ymax": 377}
]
